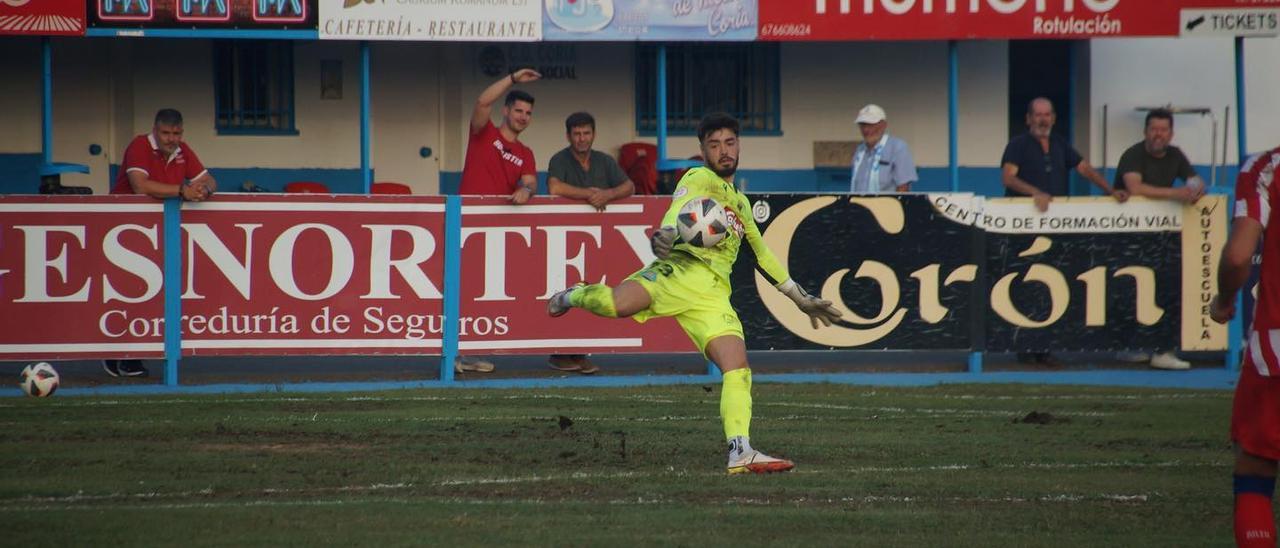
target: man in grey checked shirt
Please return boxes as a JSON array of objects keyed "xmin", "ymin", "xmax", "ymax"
[{"xmin": 850, "ymin": 104, "xmax": 918, "ymax": 193}]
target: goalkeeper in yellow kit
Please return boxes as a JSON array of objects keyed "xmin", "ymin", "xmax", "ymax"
[{"xmin": 547, "ymin": 113, "xmax": 843, "ymax": 474}]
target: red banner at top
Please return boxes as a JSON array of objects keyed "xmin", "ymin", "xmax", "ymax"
[
  {"xmin": 0, "ymin": 0, "xmax": 85, "ymax": 35},
  {"xmin": 758, "ymin": 0, "xmax": 1271, "ymax": 41}
]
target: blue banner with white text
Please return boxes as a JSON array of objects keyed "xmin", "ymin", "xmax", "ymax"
[{"xmin": 543, "ymin": 0, "xmax": 756, "ymax": 41}]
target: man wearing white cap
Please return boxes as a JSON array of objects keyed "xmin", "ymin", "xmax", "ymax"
[{"xmin": 850, "ymin": 104, "xmax": 917, "ymax": 193}]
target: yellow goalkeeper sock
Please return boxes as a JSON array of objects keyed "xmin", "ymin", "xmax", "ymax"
[
  {"xmin": 720, "ymin": 368, "xmax": 752, "ymax": 440},
  {"xmin": 568, "ymin": 284, "xmax": 618, "ymax": 318}
]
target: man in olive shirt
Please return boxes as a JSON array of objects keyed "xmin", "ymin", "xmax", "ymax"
[
  {"xmin": 548, "ymin": 112, "xmax": 634, "ymax": 211},
  {"xmin": 546, "ymin": 112, "xmax": 635, "ymax": 374},
  {"xmin": 1114, "ymin": 108, "xmax": 1204, "ymax": 204},
  {"xmin": 1115, "ymin": 108, "xmax": 1205, "ymax": 371}
]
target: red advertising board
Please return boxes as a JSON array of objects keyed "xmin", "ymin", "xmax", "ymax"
[
  {"xmin": 176, "ymin": 195, "xmax": 447, "ymax": 356},
  {"xmin": 1, "ymin": 0, "xmax": 85, "ymax": 35},
  {"xmin": 0, "ymin": 196, "xmax": 164, "ymax": 359},
  {"xmin": 0, "ymin": 195, "xmax": 691, "ymax": 361},
  {"xmin": 458, "ymin": 197, "xmax": 692, "ymax": 355},
  {"xmin": 758, "ymin": 0, "xmax": 1272, "ymax": 41}
]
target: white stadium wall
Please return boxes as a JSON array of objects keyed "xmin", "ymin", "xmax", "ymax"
[
  {"xmin": 0, "ymin": 38, "xmax": 448, "ymax": 194},
  {"xmin": 615, "ymin": 41, "xmax": 1010, "ymax": 175},
  {"xmin": 1243, "ymin": 36, "xmax": 1280, "ymax": 157},
  {"xmin": 124, "ymin": 39, "xmax": 364, "ymax": 186},
  {"xmin": 0, "ymin": 38, "xmax": 117, "ymax": 193},
  {"xmin": 368, "ymin": 42, "xmax": 445, "ymax": 195},
  {"xmin": 0, "ymin": 40, "xmax": 46, "ymax": 154},
  {"xmin": 3, "ymin": 35, "xmax": 1278, "ymax": 195},
  {"xmin": 1089, "ymin": 35, "xmax": 1280, "ymax": 182}
]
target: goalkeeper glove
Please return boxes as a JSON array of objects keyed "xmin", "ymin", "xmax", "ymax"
[
  {"xmin": 650, "ymin": 226, "xmax": 678, "ymax": 259},
  {"xmin": 777, "ymin": 279, "xmax": 842, "ymax": 329}
]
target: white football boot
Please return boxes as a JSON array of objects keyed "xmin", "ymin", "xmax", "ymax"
[{"xmin": 727, "ymin": 450, "xmax": 795, "ymax": 475}]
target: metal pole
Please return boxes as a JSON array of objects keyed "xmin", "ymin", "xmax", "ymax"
[
  {"xmin": 1227, "ymin": 37, "xmax": 1247, "ymax": 372},
  {"xmin": 360, "ymin": 41, "xmax": 371, "ymax": 194},
  {"xmin": 1210, "ymin": 116, "xmax": 1217, "ymax": 188},
  {"xmin": 948, "ymin": 40, "xmax": 959, "ymax": 192},
  {"xmin": 1235, "ymin": 36, "xmax": 1247, "ymax": 162},
  {"xmin": 1223, "ymin": 105, "xmax": 1231, "ymax": 184},
  {"xmin": 657, "ymin": 44, "xmax": 668, "ymax": 169},
  {"xmin": 41, "ymin": 37, "xmax": 53, "ymax": 166},
  {"xmin": 1066, "ymin": 41, "xmax": 1076, "ymax": 148},
  {"xmin": 1066, "ymin": 40, "xmax": 1079, "ymax": 194},
  {"xmin": 948, "ymin": 41, "xmax": 980, "ymax": 372},
  {"xmin": 163, "ymin": 199, "xmax": 182, "ymax": 386},
  {"xmin": 441, "ymin": 194, "xmax": 461, "ymax": 382},
  {"xmin": 1101, "ymin": 104, "xmax": 1108, "ymax": 184}
]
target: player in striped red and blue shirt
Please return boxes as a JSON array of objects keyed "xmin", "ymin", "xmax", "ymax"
[{"xmin": 1212, "ymin": 145, "xmax": 1280, "ymax": 547}]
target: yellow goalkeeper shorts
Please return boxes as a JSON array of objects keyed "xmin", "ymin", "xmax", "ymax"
[{"xmin": 626, "ymin": 252, "xmax": 744, "ymax": 354}]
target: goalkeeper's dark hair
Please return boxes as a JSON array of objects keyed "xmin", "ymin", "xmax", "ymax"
[{"xmin": 697, "ymin": 112, "xmax": 739, "ymax": 143}]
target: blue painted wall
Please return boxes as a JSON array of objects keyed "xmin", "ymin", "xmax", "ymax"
[
  {"xmin": 0, "ymin": 154, "xmax": 43, "ymax": 194},
  {"xmin": 205, "ymin": 167, "xmax": 371, "ymax": 194},
  {"xmin": 436, "ymin": 164, "xmax": 1238, "ymax": 196},
  {"xmin": 0, "ymin": 156, "xmax": 371, "ymax": 194},
  {"xmin": 439, "ymin": 168, "xmax": 1005, "ymax": 196}
]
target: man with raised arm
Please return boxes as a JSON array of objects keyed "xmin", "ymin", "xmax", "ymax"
[{"xmin": 455, "ymin": 68, "xmax": 541, "ymax": 374}]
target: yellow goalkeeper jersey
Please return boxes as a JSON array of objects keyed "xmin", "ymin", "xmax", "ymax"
[{"xmin": 661, "ymin": 166, "xmax": 791, "ymax": 288}]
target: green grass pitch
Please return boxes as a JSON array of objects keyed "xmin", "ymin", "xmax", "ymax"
[{"xmin": 0, "ymin": 383, "xmax": 1241, "ymax": 546}]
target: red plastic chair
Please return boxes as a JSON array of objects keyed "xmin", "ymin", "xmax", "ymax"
[
  {"xmin": 371, "ymin": 182, "xmax": 412, "ymax": 195},
  {"xmin": 284, "ymin": 181, "xmax": 330, "ymax": 194},
  {"xmin": 619, "ymin": 143, "xmax": 658, "ymax": 195}
]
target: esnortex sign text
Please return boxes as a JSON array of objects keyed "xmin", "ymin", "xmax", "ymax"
[
  {"xmin": 0, "ymin": 195, "xmax": 695, "ymax": 360},
  {"xmin": 758, "ymin": 0, "xmax": 1270, "ymax": 41},
  {"xmin": 0, "ymin": 196, "xmax": 451, "ymax": 358},
  {"xmin": 320, "ymin": 0, "xmax": 540, "ymax": 40},
  {"xmin": 174, "ymin": 196, "xmax": 449, "ymax": 355}
]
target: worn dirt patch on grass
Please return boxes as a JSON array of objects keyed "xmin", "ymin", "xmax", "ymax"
[{"xmin": 1014, "ymin": 411, "xmax": 1071, "ymax": 425}]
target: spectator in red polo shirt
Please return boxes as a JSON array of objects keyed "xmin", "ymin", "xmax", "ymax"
[
  {"xmin": 106, "ymin": 108, "xmax": 218, "ymax": 378},
  {"xmin": 113, "ymin": 108, "xmax": 217, "ymax": 201},
  {"xmin": 455, "ymin": 69, "xmax": 541, "ymax": 374},
  {"xmin": 460, "ymin": 68, "xmax": 541, "ymax": 202}
]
